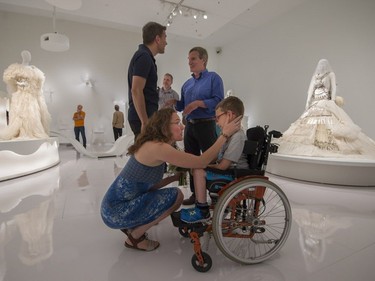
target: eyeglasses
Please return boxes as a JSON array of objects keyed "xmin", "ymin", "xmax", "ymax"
[{"xmin": 215, "ymin": 112, "xmax": 226, "ymax": 121}]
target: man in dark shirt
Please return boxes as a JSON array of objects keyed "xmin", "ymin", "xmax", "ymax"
[{"xmin": 127, "ymin": 22, "xmax": 167, "ymax": 140}]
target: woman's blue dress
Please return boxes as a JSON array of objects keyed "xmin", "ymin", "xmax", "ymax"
[{"xmin": 101, "ymin": 156, "xmax": 179, "ymax": 229}]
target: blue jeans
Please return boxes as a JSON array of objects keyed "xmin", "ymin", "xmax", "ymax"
[{"xmin": 74, "ymin": 126, "xmax": 86, "ymax": 148}]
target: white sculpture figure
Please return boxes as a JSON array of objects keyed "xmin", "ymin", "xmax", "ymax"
[
  {"xmin": 226, "ymin": 89, "xmax": 234, "ymax": 97},
  {"xmin": 277, "ymin": 59, "xmax": 375, "ymax": 158},
  {"xmin": 1, "ymin": 50, "xmax": 51, "ymax": 140}
]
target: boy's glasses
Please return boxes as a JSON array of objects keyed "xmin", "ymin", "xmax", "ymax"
[{"xmin": 215, "ymin": 112, "xmax": 226, "ymax": 121}]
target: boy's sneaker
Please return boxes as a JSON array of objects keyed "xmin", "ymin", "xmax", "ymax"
[{"xmin": 180, "ymin": 207, "xmax": 210, "ymax": 223}]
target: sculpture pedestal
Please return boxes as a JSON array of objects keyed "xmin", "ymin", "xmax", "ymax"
[
  {"xmin": 0, "ymin": 137, "xmax": 60, "ymax": 181},
  {"xmin": 267, "ymin": 153, "xmax": 375, "ymax": 187}
]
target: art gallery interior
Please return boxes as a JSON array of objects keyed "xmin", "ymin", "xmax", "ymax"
[{"xmin": 0, "ymin": 0, "xmax": 374, "ymax": 280}]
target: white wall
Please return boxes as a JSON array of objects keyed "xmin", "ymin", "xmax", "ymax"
[
  {"xmin": 1, "ymin": 0, "xmax": 374, "ymax": 143},
  {"xmin": 218, "ymin": 0, "xmax": 375, "ymax": 139},
  {"xmin": 0, "ymin": 11, "xmax": 218, "ymax": 143}
]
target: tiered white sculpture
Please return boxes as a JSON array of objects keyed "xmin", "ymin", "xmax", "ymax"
[
  {"xmin": 277, "ymin": 59, "xmax": 375, "ymax": 158},
  {"xmin": 268, "ymin": 59, "xmax": 375, "ymax": 186}
]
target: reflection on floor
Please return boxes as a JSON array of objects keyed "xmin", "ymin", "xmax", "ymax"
[{"xmin": 1, "ymin": 145, "xmax": 375, "ymax": 281}]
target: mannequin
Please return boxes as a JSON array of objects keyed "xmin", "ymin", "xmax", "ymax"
[
  {"xmin": 277, "ymin": 59, "xmax": 375, "ymax": 158},
  {"xmin": 1, "ymin": 50, "xmax": 51, "ymax": 140},
  {"xmin": 21, "ymin": 50, "xmax": 31, "ymax": 66}
]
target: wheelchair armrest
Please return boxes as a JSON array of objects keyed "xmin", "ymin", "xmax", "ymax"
[{"xmin": 269, "ymin": 130, "xmax": 282, "ymax": 138}]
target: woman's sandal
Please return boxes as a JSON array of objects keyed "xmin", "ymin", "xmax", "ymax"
[{"xmin": 121, "ymin": 229, "xmax": 160, "ymax": 252}]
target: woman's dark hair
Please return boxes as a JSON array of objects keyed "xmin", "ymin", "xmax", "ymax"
[{"xmin": 128, "ymin": 108, "xmax": 175, "ymax": 155}]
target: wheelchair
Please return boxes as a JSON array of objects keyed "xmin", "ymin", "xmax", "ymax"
[{"xmin": 171, "ymin": 125, "xmax": 292, "ymax": 272}]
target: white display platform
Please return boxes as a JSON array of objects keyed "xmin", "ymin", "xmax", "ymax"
[
  {"xmin": 0, "ymin": 165, "xmax": 60, "ymax": 213},
  {"xmin": 267, "ymin": 153, "xmax": 375, "ymax": 187},
  {"xmin": 50, "ymin": 130, "xmax": 134, "ymax": 158},
  {"xmin": 0, "ymin": 137, "xmax": 60, "ymax": 181},
  {"xmin": 91, "ymin": 134, "xmax": 134, "ymax": 158}
]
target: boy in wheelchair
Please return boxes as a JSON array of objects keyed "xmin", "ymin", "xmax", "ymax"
[{"xmin": 180, "ymin": 96, "xmax": 248, "ymax": 223}]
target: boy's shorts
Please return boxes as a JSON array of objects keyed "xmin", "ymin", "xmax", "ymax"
[{"xmin": 206, "ymin": 170, "xmax": 234, "ymax": 193}]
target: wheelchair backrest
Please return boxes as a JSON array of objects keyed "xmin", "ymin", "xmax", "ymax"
[{"xmin": 244, "ymin": 126, "xmax": 266, "ymax": 170}]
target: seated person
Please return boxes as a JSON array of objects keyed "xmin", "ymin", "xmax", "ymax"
[
  {"xmin": 180, "ymin": 96, "xmax": 248, "ymax": 223},
  {"xmin": 100, "ymin": 107, "xmax": 242, "ymax": 251}
]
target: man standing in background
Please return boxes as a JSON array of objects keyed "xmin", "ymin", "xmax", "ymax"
[
  {"xmin": 112, "ymin": 104, "xmax": 124, "ymax": 141},
  {"xmin": 127, "ymin": 21, "xmax": 167, "ymax": 140},
  {"xmin": 73, "ymin": 104, "xmax": 87, "ymax": 148},
  {"xmin": 158, "ymin": 73, "xmax": 179, "ymax": 109}
]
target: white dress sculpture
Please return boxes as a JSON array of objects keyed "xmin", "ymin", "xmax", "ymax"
[
  {"xmin": 277, "ymin": 59, "xmax": 375, "ymax": 158},
  {"xmin": 1, "ymin": 51, "xmax": 51, "ymax": 140}
]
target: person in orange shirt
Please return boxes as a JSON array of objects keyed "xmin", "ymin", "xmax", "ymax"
[{"xmin": 72, "ymin": 104, "xmax": 87, "ymax": 148}]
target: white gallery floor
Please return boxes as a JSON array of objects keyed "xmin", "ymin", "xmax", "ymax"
[{"xmin": 1, "ymin": 145, "xmax": 375, "ymax": 281}]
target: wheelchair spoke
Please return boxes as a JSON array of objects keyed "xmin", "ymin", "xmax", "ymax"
[{"xmin": 212, "ymin": 178, "xmax": 292, "ymax": 264}]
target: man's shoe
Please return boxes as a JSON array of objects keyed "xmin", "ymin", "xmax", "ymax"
[
  {"xmin": 180, "ymin": 207, "xmax": 210, "ymax": 223},
  {"xmin": 182, "ymin": 194, "xmax": 196, "ymax": 205}
]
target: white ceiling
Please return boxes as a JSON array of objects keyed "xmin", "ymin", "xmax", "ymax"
[{"xmin": 0, "ymin": 0, "xmax": 307, "ymax": 47}]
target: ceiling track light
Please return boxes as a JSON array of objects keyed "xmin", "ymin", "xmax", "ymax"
[{"xmin": 160, "ymin": 0, "xmax": 207, "ymax": 26}]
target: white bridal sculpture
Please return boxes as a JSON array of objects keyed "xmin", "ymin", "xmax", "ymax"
[
  {"xmin": 268, "ymin": 59, "xmax": 375, "ymax": 186},
  {"xmin": 1, "ymin": 51, "xmax": 51, "ymax": 140},
  {"xmin": 0, "ymin": 51, "xmax": 59, "ymax": 181}
]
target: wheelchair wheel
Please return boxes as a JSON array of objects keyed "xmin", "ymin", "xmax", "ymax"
[
  {"xmin": 212, "ymin": 178, "xmax": 292, "ymax": 264},
  {"xmin": 191, "ymin": 252, "xmax": 212, "ymax": 272}
]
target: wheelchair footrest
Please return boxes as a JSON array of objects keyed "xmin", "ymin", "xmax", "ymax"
[{"xmin": 170, "ymin": 211, "xmax": 206, "ymax": 229}]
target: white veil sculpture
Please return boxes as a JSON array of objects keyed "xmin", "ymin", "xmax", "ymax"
[
  {"xmin": 268, "ymin": 59, "xmax": 375, "ymax": 186},
  {"xmin": 1, "ymin": 50, "xmax": 51, "ymax": 140},
  {"xmin": 277, "ymin": 59, "xmax": 375, "ymax": 159}
]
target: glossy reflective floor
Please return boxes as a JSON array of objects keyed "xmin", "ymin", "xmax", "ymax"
[{"xmin": 1, "ymin": 145, "xmax": 375, "ymax": 281}]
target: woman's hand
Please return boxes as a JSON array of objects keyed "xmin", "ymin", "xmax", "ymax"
[{"xmin": 221, "ymin": 115, "xmax": 242, "ymax": 137}]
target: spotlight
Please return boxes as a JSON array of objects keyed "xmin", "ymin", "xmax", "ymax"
[{"xmin": 161, "ymin": 1, "xmax": 207, "ymax": 26}]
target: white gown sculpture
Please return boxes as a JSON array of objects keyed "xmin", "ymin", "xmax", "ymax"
[
  {"xmin": 277, "ymin": 59, "xmax": 375, "ymax": 159},
  {"xmin": 0, "ymin": 50, "xmax": 51, "ymax": 140}
]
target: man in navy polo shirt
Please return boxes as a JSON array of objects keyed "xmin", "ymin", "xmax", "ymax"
[{"xmin": 127, "ymin": 22, "xmax": 167, "ymax": 140}]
